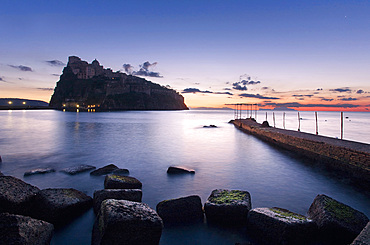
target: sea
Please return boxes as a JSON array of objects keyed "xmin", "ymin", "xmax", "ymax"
[{"xmin": 0, "ymin": 109, "xmax": 369, "ymax": 245}]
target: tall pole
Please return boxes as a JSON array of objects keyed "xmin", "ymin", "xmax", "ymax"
[
  {"xmin": 315, "ymin": 111, "xmax": 318, "ymax": 135},
  {"xmin": 298, "ymin": 111, "xmax": 301, "ymax": 131},
  {"xmin": 255, "ymin": 104, "xmax": 258, "ymax": 120},
  {"xmin": 265, "ymin": 112, "xmax": 267, "ymax": 122},
  {"xmin": 283, "ymin": 112, "xmax": 285, "ymax": 129},
  {"xmin": 341, "ymin": 111, "xmax": 343, "ymax": 139},
  {"xmin": 273, "ymin": 112, "xmax": 276, "ymax": 127}
]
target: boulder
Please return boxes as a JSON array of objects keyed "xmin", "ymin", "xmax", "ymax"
[
  {"xmin": 112, "ymin": 168, "xmax": 130, "ymax": 175},
  {"xmin": 104, "ymin": 175, "xmax": 142, "ymax": 189},
  {"xmin": 261, "ymin": 121, "xmax": 270, "ymax": 127},
  {"xmin": 156, "ymin": 195, "xmax": 203, "ymax": 224},
  {"xmin": 247, "ymin": 207, "xmax": 317, "ymax": 245},
  {"xmin": 30, "ymin": 188, "xmax": 92, "ymax": 225},
  {"xmin": 204, "ymin": 189, "xmax": 251, "ymax": 224},
  {"xmin": 92, "ymin": 199, "xmax": 163, "ymax": 245},
  {"xmin": 0, "ymin": 213, "xmax": 54, "ymax": 245},
  {"xmin": 93, "ymin": 189, "xmax": 142, "ymax": 214},
  {"xmin": 351, "ymin": 222, "xmax": 370, "ymax": 245},
  {"xmin": 167, "ymin": 166, "xmax": 195, "ymax": 174},
  {"xmin": 61, "ymin": 164, "xmax": 96, "ymax": 175},
  {"xmin": 0, "ymin": 171, "xmax": 3, "ymax": 176},
  {"xmin": 307, "ymin": 194, "xmax": 369, "ymax": 244},
  {"xmin": 90, "ymin": 164, "xmax": 119, "ymax": 176},
  {"xmin": 24, "ymin": 168, "xmax": 55, "ymax": 176},
  {"xmin": 0, "ymin": 176, "xmax": 40, "ymax": 215}
]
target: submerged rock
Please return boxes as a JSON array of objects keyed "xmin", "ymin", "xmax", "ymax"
[
  {"xmin": 104, "ymin": 174, "xmax": 142, "ymax": 189},
  {"xmin": 247, "ymin": 207, "xmax": 317, "ymax": 245},
  {"xmin": 93, "ymin": 189, "xmax": 142, "ymax": 214},
  {"xmin": 0, "ymin": 176, "xmax": 40, "ymax": 215},
  {"xmin": 90, "ymin": 164, "xmax": 119, "ymax": 176},
  {"xmin": 0, "ymin": 213, "xmax": 54, "ymax": 245},
  {"xmin": 61, "ymin": 164, "xmax": 96, "ymax": 175},
  {"xmin": 30, "ymin": 188, "xmax": 92, "ymax": 225},
  {"xmin": 167, "ymin": 166, "xmax": 195, "ymax": 174},
  {"xmin": 24, "ymin": 168, "xmax": 55, "ymax": 176},
  {"xmin": 112, "ymin": 168, "xmax": 130, "ymax": 175},
  {"xmin": 204, "ymin": 189, "xmax": 251, "ymax": 224},
  {"xmin": 351, "ymin": 221, "xmax": 370, "ymax": 245},
  {"xmin": 156, "ymin": 195, "xmax": 203, "ymax": 224},
  {"xmin": 92, "ymin": 199, "xmax": 163, "ymax": 245},
  {"xmin": 307, "ymin": 194, "xmax": 369, "ymax": 244}
]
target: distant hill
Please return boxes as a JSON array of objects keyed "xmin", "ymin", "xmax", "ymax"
[
  {"xmin": 49, "ymin": 56, "xmax": 188, "ymax": 111},
  {"xmin": 0, "ymin": 98, "xmax": 49, "ymax": 109}
]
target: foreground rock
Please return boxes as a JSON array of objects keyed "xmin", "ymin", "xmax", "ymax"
[
  {"xmin": 351, "ymin": 222, "xmax": 370, "ymax": 245},
  {"xmin": 156, "ymin": 195, "xmax": 203, "ymax": 224},
  {"xmin": 204, "ymin": 189, "xmax": 251, "ymax": 224},
  {"xmin": 167, "ymin": 166, "xmax": 195, "ymax": 174},
  {"xmin": 0, "ymin": 171, "xmax": 3, "ymax": 176},
  {"xmin": 307, "ymin": 194, "xmax": 369, "ymax": 244},
  {"xmin": 90, "ymin": 164, "xmax": 119, "ymax": 176},
  {"xmin": 104, "ymin": 174, "xmax": 142, "ymax": 189},
  {"xmin": 0, "ymin": 176, "xmax": 40, "ymax": 215},
  {"xmin": 30, "ymin": 188, "xmax": 92, "ymax": 225},
  {"xmin": 93, "ymin": 189, "xmax": 142, "ymax": 214},
  {"xmin": 0, "ymin": 213, "xmax": 54, "ymax": 245},
  {"xmin": 61, "ymin": 164, "xmax": 96, "ymax": 175},
  {"xmin": 24, "ymin": 168, "xmax": 55, "ymax": 176},
  {"xmin": 92, "ymin": 199, "xmax": 163, "ymax": 245},
  {"xmin": 247, "ymin": 207, "xmax": 317, "ymax": 245}
]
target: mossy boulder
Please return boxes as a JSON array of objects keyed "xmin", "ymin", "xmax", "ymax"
[
  {"xmin": 156, "ymin": 195, "xmax": 203, "ymax": 224},
  {"xmin": 0, "ymin": 213, "xmax": 54, "ymax": 245},
  {"xmin": 351, "ymin": 221, "xmax": 370, "ymax": 245},
  {"xmin": 61, "ymin": 164, "xmax": 96, "ymax": 175},
  {"xmin": 30, "ymin": 188, "xmax": 92, "ymax": 225},
  {"xmin": 0, "ymin": 176, "xmax": 40, "ymax": 215},
  {"xmin": 247, "ymin": 207, "xmax": 317, "ymax": 245},
  {"xmin": 90, "ymin": 164, "xmax": 119, "ymax": 176},
  {"xmin": 307, "ymin": 194, "xmax": 369, "ymax": 244},
  {"xmin": 204, "ymin": 189, "xmax": 251, "ymax": 224},
  {"xmin": 92, "ymin": 199, "xmax": 163, "ymax": 245},
  {"xmin": 104, "ymin": 175, "xmax": 142, "ymax": 189},
  {"xmin": 93, "ymin": 189, "xmax": 142, "ymax": 214},
  {"xmin": 112, "ymin": 168, "xmax": 130, "ymax": 176}
]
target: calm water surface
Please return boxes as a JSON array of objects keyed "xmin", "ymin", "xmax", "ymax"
[{"xmin": 0, "ymin": 109, "xmax": 369, "ymax": 245}]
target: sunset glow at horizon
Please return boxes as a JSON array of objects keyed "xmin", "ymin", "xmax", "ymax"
[{"xmin": 1, "ymin": 1, "xmax": 369, "ymax": 112}]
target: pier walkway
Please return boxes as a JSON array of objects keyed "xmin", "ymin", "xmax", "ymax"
[{"xmin": 232, "ymin": 119, "xmax": 370, "ymax": 187}]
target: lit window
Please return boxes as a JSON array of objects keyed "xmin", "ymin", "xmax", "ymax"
[
  {"xmin": 63, "ymin": 104, "xmax": 66, "ymax": 107},
  {"xmin": 8, "ymin": 101, "xmax": 12, "ymax": 104},
  {"xmin": 76, "ymin": 105, "xmax": 80, "ymax": 108},
  {"xmin": 22, "ymin": 102, "xmax": 26, "ymax": 105}
]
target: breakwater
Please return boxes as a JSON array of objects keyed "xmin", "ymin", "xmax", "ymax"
[{"xmin": 231, "ymin": 119, "xmax": 370, "ymax": 187}]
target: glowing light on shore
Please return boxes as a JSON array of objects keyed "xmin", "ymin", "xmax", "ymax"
[{"xmin": 8, "ymin": 101, "xmax": 12, "ymax": 104}]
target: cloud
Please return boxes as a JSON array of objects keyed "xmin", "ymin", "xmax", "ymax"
[
  {"xmin": 0, "ymin": 77, "xmax": 6, "ymax": 83},
  {"xmin": 239, "ymin": 93, "xmax": 280, "ymax": 100},
  {"xmin": 330, "ymin": 87, "xmax": 352, "ymax": 93},
  {"xmin": 8, "ymin": 65, "xmax": 33, "ymax": 72},
  {"xmin": 37, "ymin": 88, "xmax": 54, "ymax": 91},
  {"xmin": 223, "ymin": 88, "xmax": 232, "ymax": 91},
  {"xmin": 264, "ymin": 102, "xmax": 359, "ymax": 108},
  {"xmin": 339, "ymin": 97, "xmax": 357, "ymax": 101},
  {"xmin": 261, "ymin": 87, "xmax": 269, "ymax": 90},
  {"xmin": 232, "ymin": 82, "xmax": 248, "ymax": 91},
  {"xmin": 51, "ymin": 74, "xmax": 60, "ymax": 76},
  {"xmin": 242, "ymin": 80, "xmax": 260, "ymax": 85},
  {"xmin": 292, "ymin": 94, "xmax": 314, "ymax": 98},
  {"xmin": 214, "ymin": 92, "xmax": 233, "ymax": 95},
  {"xmin": 356, "ymin": 89, "xmax": 365, "ymax": 94},
  {"xmin": 319, "ymin": 97, "xmax": 334, "ymax": 102},
  {"xmin": 133, "ymin": 61, "xmax": 162, "ymax": 77},
  {"xmin": 317, "ymin": 88, "xmax": 323, "ymax": 91},
  {"xmin": 45, "ymin": 60, "xmax": 65, "ymax": 66},
  {"xmin": 182, "ymin": 88, "xmax": 212, "ymax": 94},
  {"xmin": 123, "ymin": 64, "xmax": 134, "ymax": 74}
]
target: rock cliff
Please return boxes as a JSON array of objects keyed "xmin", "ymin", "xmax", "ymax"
[{"xmin": 49, "ymin": 56, "xmax": 188, "ymax": 111}]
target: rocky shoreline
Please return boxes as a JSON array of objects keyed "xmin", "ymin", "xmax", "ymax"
[{"xmin": 0, "ymin": 164, "xmax": 368, "ymax": 245}]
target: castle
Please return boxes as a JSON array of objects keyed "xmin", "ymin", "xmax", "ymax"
[{"xmin": 49, "ymin": 56, "xmax": 188, "ymax": 111}]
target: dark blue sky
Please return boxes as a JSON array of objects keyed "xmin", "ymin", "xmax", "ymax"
[{"xmin": 1, "ymin": 0, "xmax": 369, "ymax": 109}]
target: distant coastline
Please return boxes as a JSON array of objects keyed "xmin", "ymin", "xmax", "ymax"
[{"xmin": 0, "ymin": 98, "xmax": 49, "ymax": 110}]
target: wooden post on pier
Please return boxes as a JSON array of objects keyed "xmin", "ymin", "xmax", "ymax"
[
  {"xmin": 341, "ymin": 111, "xmax": 343, "ymax": 140},
  {"xmin": 273, "ymin": 112, "xmax": 276, "ymax": 127},
  {"xmin": 283, "ymin": 112, "xmax": 286, "ymax": 129},
  {"xmin": 265, "ymin": 112, "xmax": 267, "ymax": 122},
  {"xmin": 315, "ymin": 112, "xmax": 318, "ymax": 135},
  {"xmin": 298, "ymin": 112, "xmax": 301, "ymax": 131}
]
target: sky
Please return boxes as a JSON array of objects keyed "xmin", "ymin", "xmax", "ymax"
[{"xmin": 0, "ymin": 0, "xmax": 369, "ymax": 111}]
